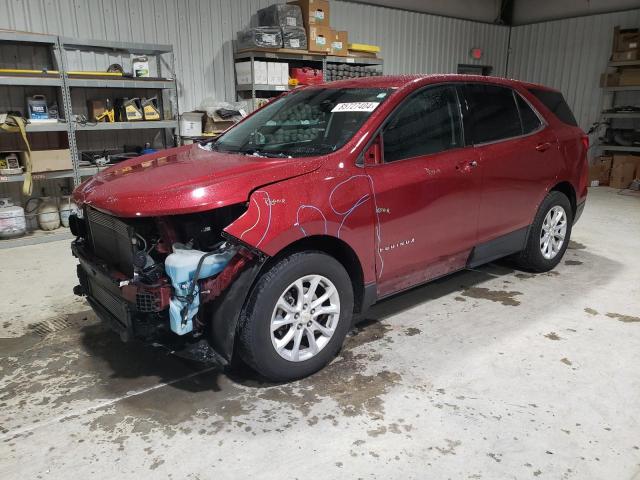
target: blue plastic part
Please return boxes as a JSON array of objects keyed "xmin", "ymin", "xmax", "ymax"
[{"xmin": 164, "ymin": 244, "xmax": 236, "ymax": 335}]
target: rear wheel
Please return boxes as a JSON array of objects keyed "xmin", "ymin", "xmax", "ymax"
[
  {"xmin": 515, "ymin": 191, "xmax": 573, "ymax": 272},
  {"xmin": 238, "ymin": 251, "xmax": 353, "ymax": 382}
]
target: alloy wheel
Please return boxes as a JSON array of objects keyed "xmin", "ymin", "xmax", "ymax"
[
  {"xmin": 270, "ymin": 274, "xmax": 341, "ymax": 362},
  {"xmin": 540, "ymin": 205, "xmax": 567, "ymax": 260}
]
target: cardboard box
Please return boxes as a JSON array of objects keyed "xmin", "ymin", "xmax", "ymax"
[
  {"xmin": 309, "ymin": 25, "xmax": 332, "ymax": 53},
  {"xmin": 235, "ymin": 61, "xmax": 269, "ymax": 85},
  {"xmin": 619, "ymin": 68, "xmax": 640, "ymax": 86},
  {"xmin": 330, "ymin": 30, "xmax": 348, "ymax": 56},
  {"xmin": 235, "ymin": 61, "xmax": 252, "ymax": 85},
  {"xmin": 612, "ymin": 26, "xmax": 640, "ymax": 52},
  {"xmin": 589, "ymin": 155, "xmax": 613, "ymax": 185},
  {"xmin": 610, "ymin": 161, "xmax": 637, "ymax": 189},
  {"xmin": 281, "ymin": 63, "xmax": 290, "ymax": 84},
  {"xmin": 254, "ymin": 61, "xmax": 268, "ymax": 84},
  {"xmin": 612, "ymin": 50, "xmax": 639, "ymax": 62},
  {"xmin": 22, "ymin": 149, "xmax": 72, "ymax": 173},
  {"xmin": 268, "ymin": 62, "xmax": 284, "ymax": 85},
  {"xmin": 600, "ymin": 72, "xmax": 620, "ymax": 87},
  {"xmin": 289, "ymin": 0, "xmax": 330, "ymax": 28},
  {"xmin": 610, "ymin": 154, "xmax": 640, "ymax": 189}
]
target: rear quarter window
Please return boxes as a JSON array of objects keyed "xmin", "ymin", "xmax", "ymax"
[{"xmin": 528, "ymin": 88, "xmax": 578, "ymax": 127}]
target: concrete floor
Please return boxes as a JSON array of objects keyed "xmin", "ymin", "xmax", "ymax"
[{"xmin": 1, "ymin": 187, "xmax": 639, "ymax": 479}]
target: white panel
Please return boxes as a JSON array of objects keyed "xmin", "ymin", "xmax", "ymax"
[
  {"xmin": 508, "ymin": 9, "xmax": 640, "ymax": 132},
  {"xmin": 0, "ymin": 0, "xmax": 510, "ymax": 112}
]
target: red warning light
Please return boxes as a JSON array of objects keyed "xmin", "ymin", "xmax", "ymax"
[{"xmin": 470, "ymin": 48, "xmax": 483, "ymax": 60}]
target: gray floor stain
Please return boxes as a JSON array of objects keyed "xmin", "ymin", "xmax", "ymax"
[
  {"xmin": 461, "ymin": 287, "xmax": 522, "ymax": 306},
  {"xmin": 584, "ymin": 307, "xmax": 599, "ymax": 316},
  {"xmin": 560, "ymin": 358, "xmax": 572, "ymax": 366},
  {"xmin": 404, "ymin": 327, "xmax": 421, "ymax": 336},
  {"xmin": 544, "ymin": 332, "xmax": 562, "ymax": 341},
  {"xmin": 568, "ymin": 241, "xmax": 587, "ymax": 250},
  {"xmin": 565, "ymin": 260, "xmax": 583, "ymax": 266},
  {"xmin": 605, "ymin": 312, "xmax": 640, "ymax": 323}
]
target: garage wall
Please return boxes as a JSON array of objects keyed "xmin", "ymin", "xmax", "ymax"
[
  {"xmin": 507, "ymin": 9, "xmax": 640, "ymax": 132},
  {"xmin": 0, "ymin": 0, "xmax": 509, "ymax": 112}
]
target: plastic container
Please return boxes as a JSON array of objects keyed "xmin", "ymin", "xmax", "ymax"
[
  {"xmin": 24, "ymin": 198, "xmax": 40, "ymax": 231},
  {"xmin": 0, "ymin": 197, "xmax": 26, "ymax": 239},
  {"xmin": 257, "ymin": 4, "xmax": 303, "ymax": 28},
  {"xmin": 132, "ymin": 56, "xmax": 150, "ymax": 77},
  {"xmin": 179, "ymin": 112, "xmax": 204, "ymax": 137},
  {"xmin": 59, "ymin": 195, "xmax": 78, "ymax": 228},
  {"xmin": 164, "ymin": 244, "xmax": 236, "ymax": 335},
  {"xmin": 26, "ymin": 95, "xmax": 49, "ymax": 121},
  {"xmin": 37, "ymin": 196, "xmax": 60, "ymax": 231}
]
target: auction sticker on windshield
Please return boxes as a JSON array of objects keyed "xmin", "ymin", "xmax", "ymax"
[{"xmin": 331, "ymin": 102, "xmax": 380, "ymax": 113}]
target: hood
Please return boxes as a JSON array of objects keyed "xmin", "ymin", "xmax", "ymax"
[{"xmin": 73, "ymin": 144, "xmax": 322, "ymax": 217}]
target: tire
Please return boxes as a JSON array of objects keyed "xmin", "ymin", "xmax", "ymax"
[
  {"xmin": 238, "ymin": 251, "xmax": 354, "ymax": 382},
  {"xmin": 515, "ymin": 191, "xmax": 573, "ymax": 272}
]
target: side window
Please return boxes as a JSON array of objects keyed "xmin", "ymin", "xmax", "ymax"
[
  {"xmin": 463, "ymin": 84, "xmax": 522, "ymax": 144},
  {"xmin": 527, "ymin": 88, "xmax": 578, "ymax": 126},
  {"xmin": 516, "ymin": 94, "xmax": 542, "ymax": 134},
  {"xmin": 383, "ymin": 85, "xmax": 462, "ymax": 163}
]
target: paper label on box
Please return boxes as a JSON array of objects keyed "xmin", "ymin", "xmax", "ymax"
[
  {"xmin": 275, "ymin": 85, "xmax": 286, "ymax": 91},
  {"xmin": 263, "ymin": 33, "xmax": 276, "ymax": 45},
  {"xmin": 331, "ymin": 102, "xmax": 380, "ymax": 113},
  {"xmin": 630, "ymin": 42, "xmax": 638, "ymax": 48},
  {"xmin": 314, "ymin": 9, "xmax": 325, "ymax": 19},
  {"xmin": 331, "ymin": 41, "xmax": 343, "ymax": 49},
  {"xmin": 346, "ymin": 58, "xmax": 355, "ymax": 63},
  {"xmin": 316, "ymin": 36, "xmax": 326, "ymax": 46},
  {"xmin": 290, "ymin": 39, "xmax": 300, "ymax": 48},
  {"xmin": 286, "ymin": 16, "xmax": 296, "ymax": 26}
]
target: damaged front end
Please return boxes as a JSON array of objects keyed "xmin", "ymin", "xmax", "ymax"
[{"xmin": 70, "ymin": 204, "xmax": 265, "ymax": 364}]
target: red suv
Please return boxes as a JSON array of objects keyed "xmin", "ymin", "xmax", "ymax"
[{"xmin": 71, "ymin": 75, "xmax": 588, "ymax": 381}]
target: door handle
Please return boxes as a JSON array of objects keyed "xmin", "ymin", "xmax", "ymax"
[{"xmin": 536, "ymin": 142, "xmax": 552, "ymax": 152}]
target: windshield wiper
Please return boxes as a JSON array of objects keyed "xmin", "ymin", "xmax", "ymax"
[{"xmin": 241, "ymin": 149, "xmax": 291, "ymax": 158}]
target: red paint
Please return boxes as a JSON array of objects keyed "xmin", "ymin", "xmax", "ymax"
[{"xmin": 74, "ymin": 75, "xmax": 587, "ymax": 298}]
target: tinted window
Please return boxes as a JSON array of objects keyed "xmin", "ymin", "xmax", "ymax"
[
  {"xmin": 463, "ymin": 84, "xmax": 521, "ymax": 144},
  {"xmin": 516, "ymin": 94, "xmax": 542, "ymax": 134},
  {"xmin": 528, "ymin": 88, "xmax": 578, "ymax": 126},
  {"xmin": 383, "ymin": 85, "xmax": 462, "ymax": 162}
]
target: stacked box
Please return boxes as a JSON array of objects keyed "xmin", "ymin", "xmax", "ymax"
[
  {"xmin": 611, "ymin": 26, "xmax": 640, "ymax": 62},
  {"xmin": 258, "ymin": 4, "xmax": 304, "ymax": 28},
  {"xmin": 282, "ymin": 27, "xmax": 307, "ymax": 50},
  {"xmin": 237, "ymin": 27, "xmax": 282, "ymax": 50}
]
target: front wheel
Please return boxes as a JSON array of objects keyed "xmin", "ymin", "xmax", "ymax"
[
  {"xmin": 238, "ymin": 251, "xmax": 353, "ymax": 382},
  {"xmin": 515, "ymin": 191, "xmax": 573, "ymax": 272}
]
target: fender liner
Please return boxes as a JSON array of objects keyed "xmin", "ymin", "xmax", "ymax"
[{"xmin": 206, "ymin": 253, "xmax": 267, "ymax": 362}]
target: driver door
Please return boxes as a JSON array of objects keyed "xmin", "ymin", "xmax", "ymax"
[{"xmin": 363, "ymin": 84, "xmax": 481, "ymax": 297}]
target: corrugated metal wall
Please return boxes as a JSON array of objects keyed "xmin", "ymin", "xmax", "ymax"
[
  {"xmin": 0, "ymin": 0, "xmax": 510, "ymax": 112},
  {"xmin": 508, "ymin": 9, "xmax": 640, "ymax": 131}
]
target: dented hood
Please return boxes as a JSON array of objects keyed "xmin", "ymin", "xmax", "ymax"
[{"xmin": 73, "ymin": 144, "xmax": 321, "ymax": 217}]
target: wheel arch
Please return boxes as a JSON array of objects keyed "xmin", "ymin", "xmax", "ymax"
[
  {"xmin": 550, "ymin": 181, "xmax": 577, "ymax": 218},
  {"xmin": 266, "ymin": 234, "xmax": 369, "ymax": 315}
]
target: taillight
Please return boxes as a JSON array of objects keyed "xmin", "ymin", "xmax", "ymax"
[{"xmin": 581, "ymin": 134, "xmax": 589, "ymax": 154}]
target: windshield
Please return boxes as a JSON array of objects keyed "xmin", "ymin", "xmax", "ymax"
[{"xmin": 212, "ymin": 88, "xmax": 391, "ymax": 157}]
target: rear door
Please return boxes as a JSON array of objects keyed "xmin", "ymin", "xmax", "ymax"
[
  {"xmin": 363, "ymin": 84, "xmax": 481, "ymax": 296},
  {"xmin": 460, "ymin": 83, "xmax": 561, "ymax": 243}
]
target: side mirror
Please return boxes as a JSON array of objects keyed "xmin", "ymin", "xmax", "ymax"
[{"xmin": 364, "ymin": 136, "xmax": 382, "ymax": 166}]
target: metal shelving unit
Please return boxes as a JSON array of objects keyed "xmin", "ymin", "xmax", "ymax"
[
  {"xmin": 234, "ymin": 49, "xmax": 383, "ymax": 107},
  {"xmin": 1, "ymin": 32, "xmax": 179, "ymax": 186},
  {"xmin": 1, "ymin": 31, "xmax": 179, "ymax": 246},
  {"xmin": 597, "ymin": 59, "xmax": 640, "ymax": 156}
]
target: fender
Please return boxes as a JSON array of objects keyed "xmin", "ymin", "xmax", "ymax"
[{"xmin": 223, "ymin": 170, "xmax": 379, "ymax": 285}]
